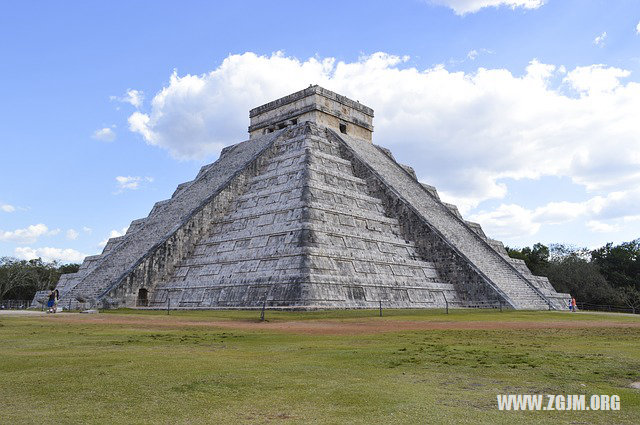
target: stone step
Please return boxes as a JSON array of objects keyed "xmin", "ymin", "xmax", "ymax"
[{"xmin": 335, "ymin": 130, "xmax": 553, "ymax": 310}]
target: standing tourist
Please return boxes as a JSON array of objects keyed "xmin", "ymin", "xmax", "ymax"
[
  {"xmin": 52, "ymin": 289, "xmax": 59, "ymax": 313},
  {"xmin": 47, "ymin": 290, "xmax": 55, "ymax": 313}
]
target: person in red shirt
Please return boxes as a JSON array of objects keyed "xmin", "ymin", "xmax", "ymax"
[{"xmin": 571, "ymin": 297, "xmax": 577, "ymax": 312}]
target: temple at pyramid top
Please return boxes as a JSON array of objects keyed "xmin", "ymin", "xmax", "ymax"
[
  {"xmin": 36, "ymin": 86, "xmax": 570, "ymax": 311},
  {"xmin": 249, "ymin": 85, "xmax": 374, "ymax": 142}
]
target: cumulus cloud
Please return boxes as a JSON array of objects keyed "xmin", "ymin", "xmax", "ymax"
[
  {"xmin": 66, "ymin": 229, "xmax": 79, "ymax": 240},
  {"xmin": 114, "ymin": 176, "xmax": 154, "ymax": 192},
  {"xmin": 469, "ymin": 204, "xmax": 541, "ymax": 239},
  {"xmin": 129, "ymin": 52, "xmax": 640, "ymax": 205},
  {"xmin": 82, "ymin": 226, "xmax": 92, "ymax": 234},
  {"xmin": 92, "ymin": 127, "xmax": 116, "ymax": 142},
  {"xmin": 98, "ymin": 227, "xmax": 129, "ymax": 248},
  {"xmin": 586, "ymin": 220, "xmax": 620, "ymax": 233},
  {"xmin": 111, "ymin": 89, "xmax": 144, "ymax": 108},
  {"xmin": 128, "ymin": 52, "xmax": 341, "ymax": 159},
  {"xmin": 593, "ymin": 31, "xmax": 607, "ymax": 46},
  {"xmin": 564, "ymin": 64, "xmax": 630, "ymax": 95},
  {"xmin": 1, "ymin": 204, "xmax": 15, "ymax": 212},
  {"xmin": 0, "ymin": 224, "xmax": 60, "ymax": 244},
  {"xmin": 15, "ymin": 247, "xmax": 87, "ymax": 263},
  {"xmin": 637, "ymin": 21, "xmax": 640, "ymax": 34},
  {"xmin": 469, "ymin": 188, "xmax": 640, "ymax": 240},
  {"xmin": 125, "ymin": 51, "xmax": 640, "ymax": 243},
  {"xmin": 429, "ymin": 0, "xmax": 545, "ymax": 15}
]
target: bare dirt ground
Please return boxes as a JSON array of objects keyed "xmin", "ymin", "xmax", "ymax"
[
  {"xmin": 32, "ymin": 312, "xmax": 640, "ymax": 335},
  {"xmin": 0, "ymin": 310, "xmax": 56, "ymax": 316}
]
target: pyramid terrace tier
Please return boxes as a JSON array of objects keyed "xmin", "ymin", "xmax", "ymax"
[{"xmin": 47, "ymin": 118, "xmax": 570, "ymax": 311}]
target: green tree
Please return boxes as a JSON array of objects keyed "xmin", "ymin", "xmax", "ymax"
[
  {"xmin": 591, "ymin": 239, "xmax": 640, "ymax": 291},
  {"xmin": 507, "ymin": 243, "xmax": 622, "ymax": 307},
  {"xmin": 59, "ymin": 263, "xmax": 80, "ymax": 275},
  {"xmin": 506, "ymin": 243, "xmax": 550, "ymax": 275},
  {"xmin": 0, "ymin": 257, "xmax": 80, "ymax": 301},
  {"xmin": 618, "ymin": 286, "xmax": 640, "ymax": 314},
  {"xmin": 0, "ymin": 257, "xmax": 40, "ymax": 300},
  {"xmin": 544, "ymin": 255, "xmax": 620, "ymax": 306}
]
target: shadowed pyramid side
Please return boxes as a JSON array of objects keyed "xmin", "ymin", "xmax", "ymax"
[{"xmin": 330, "ymin": 129, "xmax": 570, "ymax": 310}]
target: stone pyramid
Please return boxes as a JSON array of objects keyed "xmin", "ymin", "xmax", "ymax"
[{"xmin": 51, "ymin": 86, "xmax": 569, "ymax": 310}]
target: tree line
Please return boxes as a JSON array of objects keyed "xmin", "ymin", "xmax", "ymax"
[
  {"xmin": 506, "ymin": 239, "xmax": 640, "ymax": 313},
  {"xmin": 0, "ymin": 257, "xmax": 79, "ymax": 301},
  {"xmin": 1, "ymin": 238, "xmax": 639, "ymax": 312}
]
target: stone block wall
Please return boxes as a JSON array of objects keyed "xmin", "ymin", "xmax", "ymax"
[{"xmin": 331, "ymin": 129, "xmax": 567, "ymax": 310}]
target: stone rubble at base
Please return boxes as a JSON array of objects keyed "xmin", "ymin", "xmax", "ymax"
[{"xmin": 38, "ymin": 86, "xmax": 570, "ymax": 310}]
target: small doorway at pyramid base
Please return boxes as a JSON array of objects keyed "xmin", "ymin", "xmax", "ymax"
[{"xmin": 136, "ymin": 288, "xmax": 149, "ymax": 307}]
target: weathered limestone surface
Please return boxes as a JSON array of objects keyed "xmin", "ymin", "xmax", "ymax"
[
  {"xmin": 58, "ymin": 129, "xmax": 284, "ymax": 309},
  {"xmin": 148, "ymin": 123, "xmax": 458, "ymax": 308},
  {"xmin": 249, "ymin": 85, "xmax": 374, "ymax": 142},
  {"xmin": 332, "ymin": 129, "xmax": 567, "ymax": 309},
  {"xmin": 48, "ymin": 86, "xmax": 570, "ymax": 310}
]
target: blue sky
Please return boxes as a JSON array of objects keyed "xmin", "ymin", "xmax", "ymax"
[{"xmin": 1, "ymin": 0, "xmax": 640, "ymax": 263}]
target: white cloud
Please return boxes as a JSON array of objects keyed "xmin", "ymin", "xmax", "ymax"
[
  {"xmin": 128, "ymin": 52, "xmax": 342, "ymax": 159},
  {"xmin": 586, "ymin": 220, "xmax": 620, "ymax": 233},
  {"xmin": 98, "ymin": 227, "xmax": 129, "ymax": 248},
  {"xmin": 116, "ymin": 176, "xmax": 140, "ymax": 190},
  {"xmin": 92, "ymin": 127, "xmax": 116, "ymax": 142},
  {"xmin": 637, "ymin": 21, "xmax": 640, "ymax": 34},
  {"xmin": 128, "ymin": 52, "xmax": 640, "ymax": 213},
  {"xmin": 564, "ymin": 64, "xmax": 630, "ymax": 95},
  {"xmin": 593, "ymin": 31, "xmax": 607, "ymax": 46},
  {"xmin": 461, "ymin": 49, "xmax": 494, "ymax": 64},
  {"xmin": 114, "ymin": 176, "xmax": 154, "ymax": 192},
  {"xmin": 468, "ymin": 204, "xmax": 540, "ymax": 239},
  {"xmin": 0, "ymin": 224, "xmax": 60, "ymax": 244},
  {"xmin": 429, "ymin": 0, "xmax": 545, "ymax": 15},
  {"xmin": 124, "ymin": 51, "xmax": 640, "ymax": 243},
  {"xmin": 469, "ymin": 188, "xmax": 640, "ymax": 240},
  {"xmin": 1, "ymin": 204, "xmax": 15, "ymax": 212},
  {"xmin": 111, "ymin": 89, "xmax": 144, "ymax": 108},
  {"xmin": 66, "ymin": 229, "xmax": 79, "ymax": 240},
  {"xmin": 82, "ymin": 226, "xmax": 92, "ymax": 234},
  {"xmin": 15, "ymin": 246, "xmax": 87, "ymax": 263}
]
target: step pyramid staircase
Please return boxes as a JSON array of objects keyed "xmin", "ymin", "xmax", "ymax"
[{"xmin": 43, "ymin": 86, "xmax": 570, "ymax": 310}]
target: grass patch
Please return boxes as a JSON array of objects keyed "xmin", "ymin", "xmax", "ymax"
[{"xmin": 1, "ymin": 310, "xmax": 639, "ymax": 424}]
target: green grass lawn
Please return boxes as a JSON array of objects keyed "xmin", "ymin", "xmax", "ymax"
[{"xmin": 1, "ymin": 309, "xmax": 639, "ymax": 424}]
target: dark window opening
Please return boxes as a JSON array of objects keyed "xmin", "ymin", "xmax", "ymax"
[
  {"xmin": 339, "ymin": 123, "xmax": 347, "ymax": 134},
  {"xmin": 277, "ymin": 123, "xmax": 286, "ymax": 129},
  {"xmin": 291, "ymin": 118, "xmax": 298, "ymax": 125},
  {"xmin": 136, "ymin": 288, "xmax": 149, "ymax": 307},
  {"xmin": 268, "ymin": 128, "xmax": 274, "ymax": 133}
]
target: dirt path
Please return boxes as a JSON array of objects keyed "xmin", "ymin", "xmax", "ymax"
[
  {"xmin": 42, "ymin": 313, "xmax": 640, "ymax": 335},
  {"xmin": 0, "ymin": 310, "xmax": 73, "ymax": 316}
]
